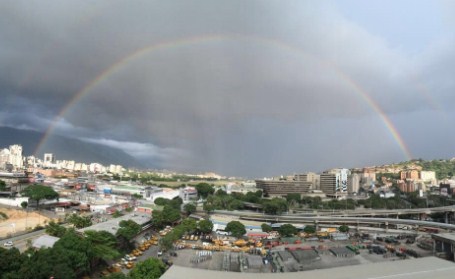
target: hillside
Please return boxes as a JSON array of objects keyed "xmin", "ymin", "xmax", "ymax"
[
  {"xmin": 0, "ymin": 126, "xmax": 144, "ymax": 168},
  {"xmin": 365, "ymin": 159, "xmax": 455, "ymax": 180}
]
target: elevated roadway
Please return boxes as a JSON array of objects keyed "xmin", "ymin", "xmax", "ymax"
[
  {"xmin": 213, "ymin": 210, "xmax": 455, "ymax": 232},
  {"xmin": 291, "ymin": 205, "xmax": 455, "ymax": 217}
]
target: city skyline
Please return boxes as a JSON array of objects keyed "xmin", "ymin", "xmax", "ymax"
[{"xmin": 1, "ymin": 1, "xmax": 455, "ymax": 177}]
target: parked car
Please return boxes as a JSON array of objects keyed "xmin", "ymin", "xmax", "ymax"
[{"xmin": 3, "ymin": 241, "xmax": 13, "ymax": 247}]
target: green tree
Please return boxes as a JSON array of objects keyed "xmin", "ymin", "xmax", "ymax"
[
  {"xmin": 164, "ymin": 205, "xmax": 182, "ymax": 222},
  {"xmin": 183, "ymin": 203, "xmax": 196, "ymax": 215},
  {"xmin": 225, "ymin": 221, "xmax": 246, "ymax": 238},
  {"xmin": 263, "ymin": 198, "xmax": 288, "ymax": 215},
  {"xmin": 21, "ymin": 201, "xmax": 28, "ymax": 209},
  {"xmin": 116, "ymin": 220, "xmax": 141, "ymax": 240},
  {"xmin": 84, "ymin": 230, "xmax": 120, "ymax": 266},
  {"xmin": 104, "ymin": 272, "xmax": 127, "ymax": 279},
  {"xmin": 303, "ymin": 225, "xmax": 316, "ymax": 234},
  {"xmin": 112, "ymin": 210, "xmax": 124, "ymax": 218},
  {"xmin": 0, "ymin": 247, "xmax": 23, "ymax": 277},
  {"xmin": 198, "ymin": 219, "xmax": 213, "ymax": 234},
  {"xmin": 202, "ymin": 202, "xmax": 215, "ymax": 213},
  {"xmin": 66, "ymin": 214, "xmax": 92, "ymax": 229},
  {"xmin": 215, "ymin": 189, "xmax": 227, "ymax": 196},
  {"xmin": 261, "ymin": 223, "xmax": 273, "ymax": 233},
  {"xmin": 278, "ymin": 224, "xmax": 297, "ymax": 237},
  {"xmin": 181, "ymin": 218, "xmax": 197, "ymax": 233},
  {"xmin": 286, "ymin": 193, "xmax": 301, "ymax": 205},
  {"xmin": 339, "ymin": 225, "xmax": 350, "ymax": 233},
  {"xmin": 45, "ymin": 220, "xmax": 67, "ymax": 237},
  {"xmin": 53, "ymin": 229, "xmax": 93, "ymax": 276},
  {"xmin": 151, "ymin": 210, "xmax": 166, "ymax": 229},
  {"xmin": 116, "ymin": 220, "xmax": 141, "ymax": 252},
  {"xmin": 153, "ymin": 197, "xmax": 170, "ymax": 206},
  {"xmin": 14, "ymin": 248, "xmax": 76, "ymax": 279},
  {"xmin": 194, "ymin": 183, "xmax": 214, "ymax": 199},
  {"xmin": 129, "ymin": 258, "xmax": 166, "ymax": 279},
  {"xmin": 22, "ymin": 185, "xmax": 59, "ymax": 208},
  {"xmin": 0, "ymin": 180, "xmax": 6, "ymax": 191}
]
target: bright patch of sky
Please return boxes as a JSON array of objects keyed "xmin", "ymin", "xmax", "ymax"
[{"xmin": 332, "ymin": 0, "xmax": 449, "ymax": 54}]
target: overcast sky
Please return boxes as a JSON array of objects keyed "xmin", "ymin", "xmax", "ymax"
[{"xmin": 1, "ymin": 0, "xmax": 455, "ymax": 177}]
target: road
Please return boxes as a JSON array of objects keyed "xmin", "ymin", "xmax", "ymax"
[
  {"xmin": 213, "ymin": 210, "xmax": 455, "ymax": 231},
  {"xmin": 0, "ymin": 229, "xmax": 46, "ymax": 252}
]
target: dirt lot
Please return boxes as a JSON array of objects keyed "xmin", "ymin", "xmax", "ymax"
[{"xmin": 0, "ymin": 208, "xmax": 52, "ymax": 237}]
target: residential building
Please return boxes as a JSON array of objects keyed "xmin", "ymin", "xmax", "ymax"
[
  {"xmin": 8, "ymin": 145, "xmax": 23, "ymax": 169},
  {"xmin": 348, "ymin": 173, "xmax": 360, "ymax": 194},
  {"xmin": 179, "ymin": 186, "xmax": 198, "ymax": 202},
  {"xmin": 420, "ymin": 171, "xmax": 436, "ymax": 183},
  {"xmin": 400, "ymin": 170, "xmax": 419, "ymax": 180}
]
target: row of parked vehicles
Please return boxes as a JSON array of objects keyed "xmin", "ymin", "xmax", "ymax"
[{"xmin": 101, "ymin": 235, "xmax": 159, "ymax": 276}]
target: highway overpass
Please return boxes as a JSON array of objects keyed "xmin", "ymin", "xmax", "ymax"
[{"xmin": 213, "ymin": 210, "xmax": 455, "ymax": 232}]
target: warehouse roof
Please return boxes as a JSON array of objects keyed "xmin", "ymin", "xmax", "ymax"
[
  {"xmin": 32, "ymin": 234, "xmax": 60, "ymax": 249},
  {"xmin": 78, "ymin": 213, "xmax": 150, "ymax": 235},
  {"xmin": 160, "ymin": 257, "xmax": 455, "ymax": 279}
]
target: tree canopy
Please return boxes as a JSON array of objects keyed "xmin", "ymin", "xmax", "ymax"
[
  {"xmin": 22, "ymin": 185, "xmax": 59, "ymax": 208},
  {"xmin": 261, "ymin": 223, "xmax": 272, "ymax": 233},
  {"xmin": 225, "ymin": 221, "xmax": 246, "ymax": 238},
  {"xmin": 183, "ymin": 203, "xmax": 196, "ymax": 215},
  {"xmin": 198, "ymin": 219, "xmax": 213, "ymax": 234},
  {"xmin": 128, "ymin": 258, "xmax": 166, "ymax": 279},
  {"xmin": 45, "ymin": 220, "xmax": 67, "ymax": 237},
  {"xmin": 66, "ymin": 213, "xmax": 92, "ymax": 229},
  {"xmin": 278, "ymin": 224, "xmax": 297, "ymax": 237},
  {"xmin": 116, "ymin": 220, "xmax": 141, "ymax": 240},
  {"xmin": 0, "ymin": 180, "xmax": 6, "ymax": 191},
  {"xmin": 303, "ymin": 225, "xmax": 316, "ymax": 234},
  {"xmin": 339, "ymin": 225, "xmax": 350, "ymax": 233},
  {"xmin": 194, "ymin": 183, "xmax": 214, "ymax": 199},
  {"xmin": 263, "ymin": 198, "xmax": 288, "ymax": 215}
]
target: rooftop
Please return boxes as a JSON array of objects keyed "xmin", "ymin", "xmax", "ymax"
[
  {"xmin": 432, "ymin": 233, "xmax": 455, "ymax": 243},
  {"xmin": 32, "ymin": 234, "xmax": 60, "ymax": 249},
  {"xmin": 78, "ymin": 213, "xmax": 150, "ymax": 235},
  {"xmin": 160, "ymin": 257, "xmax": 455, "ymax": 279}
]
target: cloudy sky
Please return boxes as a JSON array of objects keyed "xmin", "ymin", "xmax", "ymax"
[{"xmin": 1, "ymin": 0, "xmax": 455, "ymax": 177}]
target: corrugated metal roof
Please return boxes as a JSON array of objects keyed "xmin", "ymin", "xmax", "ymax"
[
  {"xmin": 32, "ymin": 234, "xmax": 60, "ymax": 249},
  {"xmin": 160, "ymin": 257, "xmax": 455, "ymax": 279}
]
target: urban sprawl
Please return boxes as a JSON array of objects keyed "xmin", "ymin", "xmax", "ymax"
[{"xmin": 1, "ymin": 143, "xmax": 455, "ymax": 279}]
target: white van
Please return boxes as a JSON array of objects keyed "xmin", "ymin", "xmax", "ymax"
[{"xmin": 216, "ymin": 230, "xmax": 229, "ymax": 236}]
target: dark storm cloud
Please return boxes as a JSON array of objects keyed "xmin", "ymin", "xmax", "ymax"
[{"xmin": 1, "ymin": 0, "xmax": 455, "ymax": 176}]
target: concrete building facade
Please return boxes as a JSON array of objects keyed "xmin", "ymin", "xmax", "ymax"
[{"xmin": 255, "ymin": 176, "xmax": 312, "ymax": 197}]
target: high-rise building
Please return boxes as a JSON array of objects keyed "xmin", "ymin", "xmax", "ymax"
[
  {"xmin": 400, "ymin": 170, "xmax": 419, "ymax": 180},
  {"xmin": 320, "ymin": 168, "xmax": 350, "ymax": 198},
  {"xmin": 8, "ymin": 145, "xmax": 23, "ymax": 169},
  {"xmin": 0, "ymin": 148, "xmax": 10, "ymax": 169},
  {"xmin": 295, "ymin": 172, "xmax": 320, "ymax": 190},
  {"xmin": 348, "ymin": 173, "xmax": 360, "ymax": 194},
  {"xmin": 44, "ymin": 153, "xmax": 55, "ymax": 164}
]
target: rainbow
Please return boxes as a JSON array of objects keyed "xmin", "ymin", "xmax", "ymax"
[{"xmin": 34, "ymin": 34, "xmax": 413, "ymax": 160}]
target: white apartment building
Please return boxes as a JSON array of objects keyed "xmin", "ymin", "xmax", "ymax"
[
  {"xmin": 109, "ymin": 164, "xmax": 124, "ymax": 174},
  {"xmin": 420, "ymin": 171, "xmax": 436, "ymax": 184},
  {"xmin": 8, "ymin": 145, "xmax": 23, "ymax": 170}
]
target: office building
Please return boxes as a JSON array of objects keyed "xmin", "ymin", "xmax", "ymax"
[{"xmin": 255, "ymin": 175, "xmax": 313, "ymax": 197}]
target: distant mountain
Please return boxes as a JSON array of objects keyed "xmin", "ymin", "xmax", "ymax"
[{"xmin": 0, "ymin": 127, "xmax": 144, "ymax": 168}]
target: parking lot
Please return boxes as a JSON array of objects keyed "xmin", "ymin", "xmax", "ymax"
[{"xmin": 162, "ymin": 232, "xmax": 435, "ymax": 274}]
